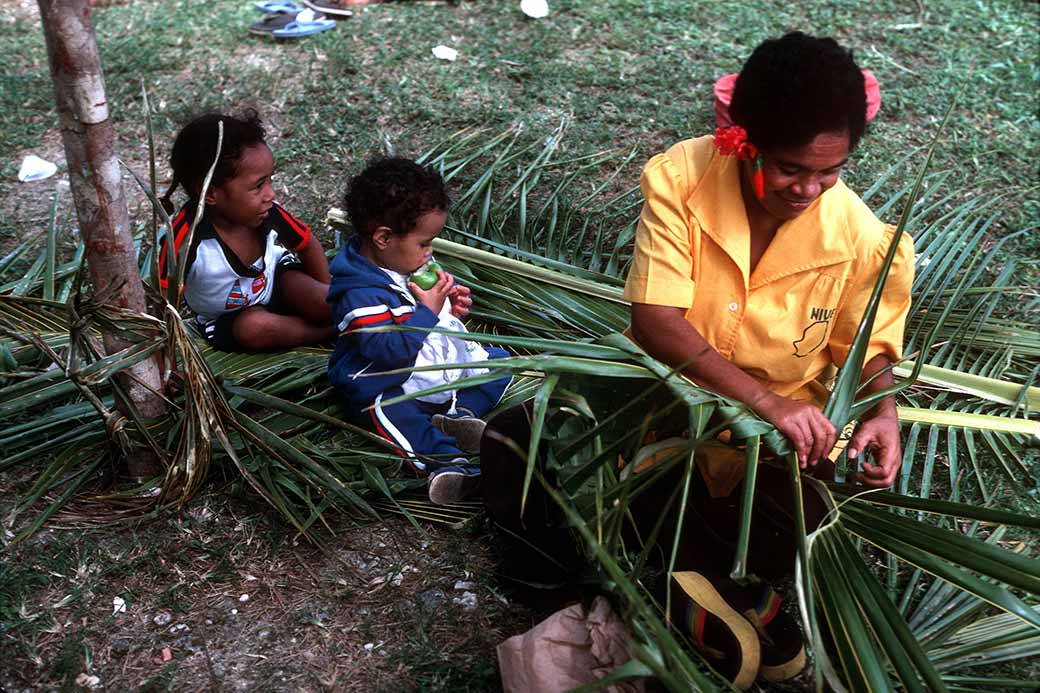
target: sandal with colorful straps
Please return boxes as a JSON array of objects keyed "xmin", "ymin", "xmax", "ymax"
[{"xmin": 670, "ymin": 571, "xmax": 805, "ymax": 689}]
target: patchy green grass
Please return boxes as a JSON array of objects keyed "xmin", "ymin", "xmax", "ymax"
[{"xmin": 1, "ymin": 1, "xmax": 1036, "ymax": 230}]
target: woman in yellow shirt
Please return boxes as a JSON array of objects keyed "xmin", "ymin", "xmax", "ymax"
[{"xmin": 623, "ymin": 32, "xmax": 915, "ymax": 687}]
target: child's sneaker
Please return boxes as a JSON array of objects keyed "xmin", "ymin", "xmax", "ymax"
[
  {"xmin": 431, "ymin": 412, "xmax": 486, "ymax": 453},
  {"xmin": 427, "ymin": 461, "xmax": 481, "ymax": 504}
]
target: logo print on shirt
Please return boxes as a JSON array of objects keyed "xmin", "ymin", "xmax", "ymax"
[
  {"xmin": 225, "ymin": 281, "xmax": 250, "ymax": 309},
  {"xmin": 251, "ymin": 272, "xmax": 267, "ymax": 294},
  {"xmin": 793, "ymin": 306, "xmax": 835, "ymax": 358}
]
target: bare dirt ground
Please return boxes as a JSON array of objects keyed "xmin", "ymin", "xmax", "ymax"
[{"xmin": 1, "ymin": 477, "xmax": 544, "ymax": 692}]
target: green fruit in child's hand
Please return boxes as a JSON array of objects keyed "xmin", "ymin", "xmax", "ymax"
[{"xmin": 409, "ymin": 261, "xmax": 443, "ymax": 290}]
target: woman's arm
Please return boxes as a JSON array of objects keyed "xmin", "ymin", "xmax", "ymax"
[
  {"xmin": 631, "ymin": 303, "xmax": 837, "ymax": 467},
  {"xmin": 847, "ymin": 354, "xmax": 902, "ymax": 488},
  {"xmin": 296, "ymin": 235, "xmax": 332, "ymax": 285}
]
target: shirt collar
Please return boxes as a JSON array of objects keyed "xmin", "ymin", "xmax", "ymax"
[{"xmin": 685, "ymin": 151, "xmax": 857, "ymax": 290}]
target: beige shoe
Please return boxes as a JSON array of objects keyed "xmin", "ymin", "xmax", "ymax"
[{"xmin": 431, "ymin": 414, "xmax": 486, "ymax": 453}]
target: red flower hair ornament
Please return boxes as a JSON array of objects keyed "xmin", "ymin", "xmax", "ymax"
[
  {"xmin": 713, "ymin": 125, "xmax": 758, "ymax": 160},
  {"xmin": 714, "ymin": 125, "xmax": 765, "ymax": 199}
]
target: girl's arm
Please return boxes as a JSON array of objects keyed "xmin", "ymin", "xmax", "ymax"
[{"xmin": 296, "ymin": 235, "xmax": 332, "ymax": 285}]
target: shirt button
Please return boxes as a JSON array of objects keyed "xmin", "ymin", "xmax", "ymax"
[{"xmin": 728, "ymin": 302, "xmax": 739, "ymax": 312}]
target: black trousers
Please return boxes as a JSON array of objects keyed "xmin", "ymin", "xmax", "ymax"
[{"xmin": 480, "ymin": 403, "xmax": 831, "ymax": 584}]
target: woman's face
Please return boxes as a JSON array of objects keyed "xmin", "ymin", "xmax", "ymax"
[{"xmin": 746, "ymin": 130, "xmax": 851, "ymax": 222}]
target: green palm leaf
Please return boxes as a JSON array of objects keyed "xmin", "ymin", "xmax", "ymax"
[{"xmin": 3, "ymin": 121, "xmax": 1038, "ymax": 691}]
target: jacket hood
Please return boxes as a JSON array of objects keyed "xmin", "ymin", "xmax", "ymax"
[{"xmin": 327, "ymin": 236, "xmax": 393, "ymax": 304}]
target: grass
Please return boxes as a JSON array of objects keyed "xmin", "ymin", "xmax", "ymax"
[
  {"xmin": 0, "ymin": 0, "xmax": 1037, "ymax": 689},
  {"xmin": 1, "ymin": 1, "xmax": 1036, "ymax": 236}
]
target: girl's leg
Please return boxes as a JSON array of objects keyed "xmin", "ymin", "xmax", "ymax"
[
  {"xmin": 272, "ymin": 267, "xmax": 331, "ymax": 326},
  {"xmin": 232, "ymin": 306, "xmax": 335, "ymax": 350}
]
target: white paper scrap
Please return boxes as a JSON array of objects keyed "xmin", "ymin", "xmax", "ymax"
[
  {"xmin": 520, "ymin": 0, "xmax": 549, "ymax": 19},
  {"xmin": 432, "ymin": 45, "xmax": 458, "ymax": 61},
  {"xmin": 17, "ymin": 155, "xmax": 57, "ymax": 182}
]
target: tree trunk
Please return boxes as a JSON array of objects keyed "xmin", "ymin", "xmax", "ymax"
[{"xmin": 38, "ymin": 0, "xmax": 165, "ymax": 478}]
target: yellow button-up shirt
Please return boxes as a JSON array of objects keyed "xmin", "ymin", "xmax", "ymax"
[{"xmin": 623, "ymin": 136, "xmax": 915, "ymax": 406}]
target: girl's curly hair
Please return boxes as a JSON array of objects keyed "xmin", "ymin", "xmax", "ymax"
[{"xmin": 162, "ymin": 108, "xmax": 267, "ymax": 212}]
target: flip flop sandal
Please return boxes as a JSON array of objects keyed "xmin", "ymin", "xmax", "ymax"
[
  {"xmin": 300, "ymin": 0, "xmax": 357, "ymax": 18},
  {"xmin": 254, "ymin": 1, "xmax": 304, "ymax": 13},
  {"xmin": 739, "ymin": 583, "xmax": 806, "ymax": 682},
  {"xmin": 272, "ymin": 16, "xmax": 336, "ymax": 38},
  {"xmin": 249, "ymin": 13, "xmax": 297, "ymax": 35},
  {"xmin": 671, "ymin": 571, "xmax": 760, "ymax": 690}
]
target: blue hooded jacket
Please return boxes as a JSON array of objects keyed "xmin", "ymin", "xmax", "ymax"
[{"xmin": 327, "ymin": 237, "xmax": 441, "ymax": 410}]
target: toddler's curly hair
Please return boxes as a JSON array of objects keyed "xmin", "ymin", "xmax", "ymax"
[{"xmin": 345, "ymin": 157, "xmax": 450, "ymax": 236}]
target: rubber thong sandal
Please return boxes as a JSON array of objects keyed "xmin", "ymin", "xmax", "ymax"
[
  {"xmin": 300, "ymin": 0, "xmax": 358, "ymax": 18},
  {"xmin": 271, "ymin": 13, "xmax": 336, "ymax": 38},
  {"xmin": 671, "ymin": 571, "xmax": 760, "ymax": 690},
  {"xmin": 249, "ymin": 12, "xmax": 297, "ymax": 35},
  {"xmin": 254, "ymin": 1, "xmax": 304, "ymax": 13},
  {"xmin": 740, "ymin": 582, "xmax": 806, "ymax": 682}
]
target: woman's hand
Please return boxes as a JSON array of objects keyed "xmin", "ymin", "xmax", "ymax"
[
  {"xmin": 848, "ymin": 410, "xmax": 902, "ymax": 488},
  {"xmin": 409, "ymin": 270, "xmax": 454, "ymax": 315},
  {"xmin": 632, "ymin": 304, "xmax": 837, "ymax": 467},
  {"xmin": 752, "ymin": 392, "xmax": 837, "ymax": 469},
  {"xmin": 848, "ymin": 354, "xmax": 903, "ymax": 489},
  {"xmin": 448, "ymin": 284, "xmax": 473, "ymax": 318}
]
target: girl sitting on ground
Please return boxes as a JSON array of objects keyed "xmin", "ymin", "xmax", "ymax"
[{"xmin": 159, "ymin": 109, "xmax": 335, "ymax": 351}]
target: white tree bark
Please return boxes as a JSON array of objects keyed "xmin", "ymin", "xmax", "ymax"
[{"xmin": 38, "ymin": 0, "xmax": 166, "ymax": 475}]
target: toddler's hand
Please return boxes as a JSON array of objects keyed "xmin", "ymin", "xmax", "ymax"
[
  {"xmin": 448, "ymin": 284, "xmax": 473, "ymax": 318},
  {"xmin": 409, "ymin": 270, "xmax": 454, "ymax": 315}
]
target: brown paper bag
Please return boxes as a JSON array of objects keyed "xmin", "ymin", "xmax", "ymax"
[{"xmin": 497, "ymin": 596, "xmax": 646, "ymax": 693}]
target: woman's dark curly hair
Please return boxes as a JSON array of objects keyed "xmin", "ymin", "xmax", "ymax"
[
  {"xmin": 345, "ymin": 157, "xmax": 449, "ymax": 236},
  {"xmin": 730, "ymin": 32, "xmax": 867, "ymax": 153},
  {"xmin": 161, "ymin": 109, "xmax": 267, "ymax": 212}
]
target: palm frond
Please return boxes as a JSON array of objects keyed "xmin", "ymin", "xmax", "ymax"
[{"xmin": 2, "ymin": 122, "xmax": 1038, "ymax": 690}]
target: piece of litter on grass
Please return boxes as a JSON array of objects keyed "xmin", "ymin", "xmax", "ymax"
[
  {"xmin": 169, "ymin": 624, "xmax": 189, "ymax": 634},
  {"xmin": 75, "ymin": 673, "xmax": 101, "ymax": 689},
  {"xmin": 432, "ymin": 45, "xmax": 458, "ymax": 61},
  {"xmin": 239, "ymin": 593, "xmax": 250, "ymax": 602},
  {"xmin": 520, "ymin": 0, "xmax": 549, "ymax": 19},
  {"xmin": 17, "ymin": 155, "xmax": 57, "ymax": 182},
  {"xmin": 161, "ymin": 648, "xmax": 173, "ymax": 662},
  {"xmin": 453, "ymin": 591, "xmax": 478, "ymax": 610},
  {"xmin": 231, "ymin": 608, "xmax": 238, "ymax": 615},
  {"xmin": 152, "ymin": 612, "xmax": 171, "ymax": 627},
  {"xmin": 112, "ymin": 597, "xmax": 127, "ymax": 615},
  {"xmin": 453, "ymin": 580, "xmax": 476, "ymax": 591}
]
